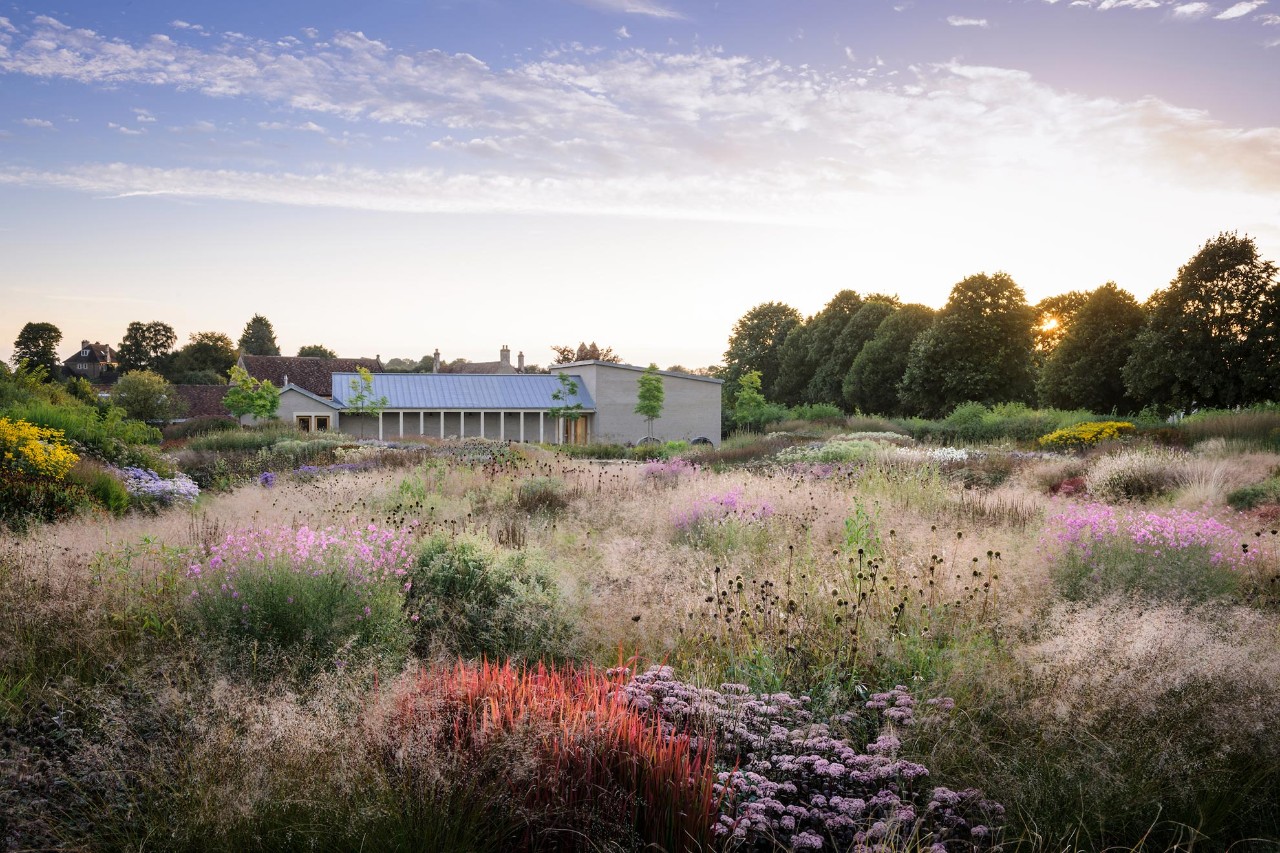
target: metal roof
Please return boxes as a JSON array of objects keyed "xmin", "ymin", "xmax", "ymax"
[{"xmin": 330, "ymin": 372, "xmax": 595, "ymax": 411}]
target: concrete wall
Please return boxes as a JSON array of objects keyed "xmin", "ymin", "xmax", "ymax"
[
  {"xmin": 338, "ymin": 410, "xmax": 570, "ymax": 442},
  {"xmin": 248, "ymin": 388, "xmax": 340, "ymax": 431},
  {"xmin": 569, "ymin": 363, "xmax": 721, "ymax": 446}
]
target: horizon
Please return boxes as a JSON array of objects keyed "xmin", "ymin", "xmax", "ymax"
[{"xmin": 3, "ymin": 0, "xmax": 1278, "ymax": 369}]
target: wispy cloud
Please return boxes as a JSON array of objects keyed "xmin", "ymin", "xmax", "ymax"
[
  {"xmin": 19, "ymin": 117, "xmax": 52, "ymax": 127},
  {"xmin": 1215, "ymin": 0, "xmax": 1267, "ymax": 17},
  {"xmin": 572, "ymin": 0, "xmax": 685, "ymax": 20},
  {"xmin": 1172, "ymin": 3, "xmax": 1214, "ymax": 17},
  {"xmin": 947, "ymin": 16, "xmax": 989, "ymax": 27}
]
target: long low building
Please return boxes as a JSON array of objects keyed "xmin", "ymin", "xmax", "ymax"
[{"xmin": 258, "ymin": 358, "xmax": 722, "ymax": 446}]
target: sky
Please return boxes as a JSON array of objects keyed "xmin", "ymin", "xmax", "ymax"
[{"xmin": 2, "ymin": 0, "xmax": 1278, "ymax": 371}]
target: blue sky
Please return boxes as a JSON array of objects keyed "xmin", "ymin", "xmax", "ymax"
[{"xmin": 2, "ymin": 0, "xmax": 1278, "ymax": 369}]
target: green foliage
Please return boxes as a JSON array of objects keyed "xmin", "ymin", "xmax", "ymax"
[
  {"xmin": 110, "ymin": 370, "xmax": 185, "ymax": 423},
  {"xmin": 11, "ymin": 321, "xmax": 62, "ymax": 376},
  {"xmin": 405, "ymin": 534, "xmax": 576, "ymax": 662},
  {"xmin": 899, "ymin": 273, "xmax": 1036, "ymax": 418},
  {"xmin": 1123, "ymin": 232, "xmax": 1280, "ymax": 411},
  {"xmin": 803, "ymin": 296, "xmax": 896, "ymax": 408},
  {"xmin": 770, "ymin": 322, "xmax": 812, "ymax": 406},
  {"xmin": 168, "ymin": 331, "xmax": 237, "ymax": 382},
  {"xmin": 63, "ymin": 376, "xmax": 97, "ymax": 404},
  {"xmin": 845, "ymin": 304, "xmax": 936, "ymax": 417},
  {"xmin": 162, "ymin": 416, "xmax": 239, "ymax": 440},
  {"xmin": 1032, "ymin": 290, "xmax": 1089, "ymax": 355},
  {"xmin": 344, "ymin": 366, "xmax": 388, "ymax": 438},
  {"xmin": 67, "ymin": 463, "xmax": 131, "ymax": 515},
  {"xmin": 186, "ymin": 423, "xmax": 324, "ymax": 453},
  {"xmin": 787, "ymin": 403, "xmax": 845, "ymax": 423},
  {"xmin": 551, "ymin": 341, "xmax": 622, "ymax": 363},
  {"xmin": 1038, "ymin": 283, "xmax": 1146, "ymax": 413},
  {"xmin": 634, "ymin": 363, "xmax": 664, "ymax": 437},
  {"xmin": 0, "ymin": 472, "xmax": 89, "ymax": 529},
  {"xmin": 1053, "ymin": 536, "xmax": 1240, "ymax": 603},
  {"xmin": 224, "ymin": 365, "xmax": 281, "ymax": 422},
  {"xmin": 296, "ymin": 344, "xmax": 336, "ymax": 359},
  {"xmin": 732, "ymin": 370, "xmax": 787, "ymax": 432},
  {"xmin": 514, "ymin": 477, "xmax": 570, "ymax": 514},
  {"xmin": 901, "ymin": 402, "xmax": 1098, "ymax": 445},
  {"xmin": 117, "ymin": 321, "xmax": 177, "ymax": 374},
  {"xmin": 548, "ymin": 371, "xmax": 585, "ymax": 423},
  {"xmin": 1180, "ymin": 406, "xmax": 1280, "ymax": 450},
  {"xmin": 5, "ymin": 397, "xmax": 167, "ymax": 473},
  {"xmin": 722, "ymin": 301, "xmax": 802, "ymax": 399},
  {"xmin": 238, "ymin": 314, "xmax": 281, "ymax": 356},
  {"xmin": 1227, "ymin": 476, "xmax": 1280, "ymax": 510}
]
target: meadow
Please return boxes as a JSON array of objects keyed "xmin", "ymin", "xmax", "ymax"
[{"xmin": 2, "ymin": 418, "xmax": 1279, "ymax": 852}]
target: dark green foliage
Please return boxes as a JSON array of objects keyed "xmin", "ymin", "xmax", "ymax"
[
  {"xmin": 514, "ymin": 477, "xmax": 570, "ymax": 514},
  {"xmin": 1032, "ymin": 290, "xmax": 1088, "ymax": 356},
  {"xmin": 787, "ymin": 403, "xmax": 845, "ymax": 423},
  {"xmin": 634, "ymin": 363, "xmax": 664, "ymax": 437},
  {"xmin": 296, "ymin": 344, "xmax": 336, "ymax": 358},
  {"xmin": 1038, "ymin": 283, "xmax": 1146, "ymax": 413},
  {"xmin": 238, "ymin": 314, "xmax": 281, "ymax": 356},
  {"xmin": 1227, "ymin": 475, "xmax": 1280, "ymax": 510},
  {"xmin": 899, "ymin": 273, "xmax": 1036, "ymax": 418},
  {"xmin": 63, "ymin": 376, "xmax": 97, "ymax": 404},
  {"xmin": 1123, "ymin": 232, "xmax": 1280, "ymax": 411},
  {"xmin": 0, "ymin": 474, "xmax": 89, "ymax": 530},
  {"xmin": 799, "ymin": 290, "xmax": 862, "ymax": 405},
  {"xmin": 5, "ymin": 398, "xmax": 167, "ymax": 472},
  {"xmin": 832, "ymin": 297, "xmax": 898, "ymax": 410},
  {"xmin": 110, "ymin": 370, "xmax": 186, "ymax": 423},
  {"xmin": 845, "ymin": 304, "xmax": 936, "ymax": 416},
  {"xmin": 117, "ymin": 321, "xmax": 177, "ymax": 374},
  {"xmin": 167, "ymin": 332, "xmax": 237, "ymax": 382},
  {"xmin": 404, "ymin": 535, "xmax": 576, "ymax": 661},
  {"xmin": 722, "ymin": 301, "xmax": 802, "ymax": 399},
  {"xmin": 732, "ymin": 371, "xmax": 788, "ymax": 432},
  {"xmin": 68, "ymin": 464, "xmax": 130, "ymax": 515},
  {"xmin": 900, "ymin": 402, "xmax": 1098, "ymax": 444},
  {"xmin": 770, "ymin": 323, "xmax": 812, "ymax": 406},
  {"xmin": 11, "ymin": 322, "xmax": 62, "ymax": 376}
]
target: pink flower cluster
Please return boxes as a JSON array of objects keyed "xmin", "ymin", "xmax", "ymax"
[
  {"xmin": 187, "ymin": 521, "xmax": 419, "ymax": 587},
  {"xmin": 671, "ymin": 487, "xmax": 775, "ymax": 531},
  {"xmin": 1048, "ymin": 504, "xmax": 1253, "ymax": 569},
  {"xmin": 641, "ymin": 456, "xmax": 699, "ymax": 482}
]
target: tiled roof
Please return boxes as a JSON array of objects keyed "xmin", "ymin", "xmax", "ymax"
[
  {"xmin": 444, "ymin": 360, "xmax": 518, "ymax": 375},
  {"xmin": 331, "ymin": 372, "xmax": 594, "ymax": 411},
  {"xmin": 240, "ymin": 355, "xmax": 383, "ymax": 397},
  {"xmin": 63, "ymin": 341, "xmax": 115, "ymax": 365},
  {"xmin": 173, "ymin": 385, "xmax": 233, "ymax": 419}
]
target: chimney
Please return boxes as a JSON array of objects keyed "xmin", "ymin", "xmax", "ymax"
[
  {"xmin": 433, "ymin": 349, "xmax": 441, "ymax": 373},
  {"xmin": 500, "ymin": 345, "xmax": 511, "ymax": 367},
  {"xmin": 517, "ymin": 351, "xmax": 525, "ymax": 372},
  {"xmin": 81, "ymin": 339, "xmax": 90, "ymax": 349}
]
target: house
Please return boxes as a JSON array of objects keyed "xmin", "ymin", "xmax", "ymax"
[
  {"xmin": 436, "ymin": 345, "xmax": 526, "ymax": 374},
  {"xmin": 242, "ymin": 354, "xmax": 722, "ymax": 445},
  {"xmin": 63, "ymin": 340, "xmax": 118, "ymax": 382}
]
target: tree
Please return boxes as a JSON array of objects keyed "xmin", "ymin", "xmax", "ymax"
[
  {"xmin": 297, "ymin": 344, "xmax": 336, "ymax": 359},
  {"xmin": 110, "ymin": 370, "xmax": 185, "ymax": 423},
  {"xmin": 225, "ymin": 364, "xmax": 281, "ymax": 424},
  {"xmin": 732, "ymin": 370, "xmax": 786, "ymax": 432},
  {"xmin": 1123, "ymin": 232, "xmax": 1280, "ymax": 411},
  {"xmin": 344, "ymin": 366, "xmax": 388, "ymax": 438},
  {"xmin": 117, "ymin": 321, "xmax": 177, "ymax": 374},
  {"xmin": 722, "ymin": 302, "xmax": 802, "ymax": 399},
  {"xmin": 551, "ymin": 342, "xmax": 622, "ymax": 364},
  {"xmin": 167, "ymin": 332, "xmax": 237, "ymax": 383},
  {"xmin": 799, "ymin": 291, "xmax": 862, "ymax": 404},
  {"xmin": 845, "ymin": 304, "xmax": 936, "ymax": 416},
  {"xmin": 810, "ymin": 297, "xmax": 898, "ymax": 408},
  {"xmin": 770, "ymin": 323, "xmax": 813, "ymax": 406},
  {"xmin": 1032, "ymin": 291, "xmax": 1089, "ymax": 356},
  {"xmin": 238, "ymin": 314, "xmax": 281, "ymax": 356},
  {"xmin": 1038, "ymin": 283, "xmax": 1145, "ymax": 413},
  {"xmin": 899, "ymin": 272, "xmax": 1036, "ymax": 418},
  {"xmin": 11, "ymin": 322, "xmax": 62, "ymax": 377},
  {"xmin": 548, "ymin": 372, "xmax": 586, "ymax": 442},
  {"xmin": 634, "ymin": 363, "xmax": 665, "ymax": 439}
]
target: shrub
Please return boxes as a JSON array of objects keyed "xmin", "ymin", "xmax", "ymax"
[
  {"xmin": 67, "ymin": 461, "xmax": 130, "ymax": 515},
  {"xmin": 185, "ymin": 523, "xmax": 415, "ymax": 676},
  {"xmin": 1046, "ymin": 503, "xmax": 1253, "ymax": 602},
  {"xmin": 775, "ymin": 439, "xmax": 881, "ymax": 464},
  {"xmin": 162, "ymin": 416, "xmax": 239, "ymax": 441},
  {"xmin": 514, "ymin": 476, "xmax": 569, "ymax": 514},
  {"xmin": 405, "ymin": 534, "xmax": 576, "ymax": 662},
  {"xmin": 1227, "ymin": 476, "xmax": 1280, "ymax": 511},
  {"xmin": 553, "ymin": 442, "xmax": 630, "ymax": 460},
  {"xmin": 1038, "ymin": 420, "xmax": 1136, "ymax": 451},
  {"xmin": 6, "ymin": 400, "xmax": 163, "ymax": 469},
  {"xmin": 788, "ymin": 403, "xmax": 846, "ymax": 423},
  {"xmin": 373, "ymin": 661, "xmax": 719, "ymax": 851},
  {"xmin": 1084, "ymin": 448, "xmax": 1187, "ymax": 502}
]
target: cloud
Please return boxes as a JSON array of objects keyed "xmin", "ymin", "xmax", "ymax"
[
  {"xmin": 1259, "ymin": 11, "xmax": 1280, "ymax": 20},
  {"xmin": 1215, "ymin": 0, "xmax": 1266, "ymax": 16},
  {"xmin": 947, "ymin": 16, "xmax": 990, "ymax": 26},
  {"xmin": 616, "ymin": 26, "xmax": 631, "ymax": 38},
  {"xmin": 133, "ymin": 107, "xmax": 156, "ymax": 122},
  {"xmin": 572, "ymin": 0, "xmax": 685, "ymax": 19},
  {"xmin": 19, "ymin": 117, "xmax": 53, "ymax": 127},
  {"xmin": 302, "ymin": 27, "xmax": 319, "ymax": 38},
  {"xmin": 107, "ymin": 121, "xmax": 145, "ymax": 135},
  {"xmin": 1172, "ymin": 2, "xmax": 1214, "ymax": 17}
]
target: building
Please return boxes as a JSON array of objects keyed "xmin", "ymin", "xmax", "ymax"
[
  {"xmin": 243, "ymin": 354, "xmax": 721, "ymax": 445},
  {"xmin": 63, "ymin": 340, "xmax": 118, "ymax": 382}
]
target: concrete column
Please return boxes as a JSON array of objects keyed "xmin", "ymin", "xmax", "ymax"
[
  {"xmin": 519, "ymin": 412, "xmax": 525, "ymax": 443},
  {"xmin": 499, "ymin": 412, "xmax": 505, "ymax": 441},
  {"xmin": 459, "ymin": 412, "xmax": 465, "ymax": 438},
  {"xmin": 539, "ymin": 412, "xmax": 544, "ymax": 443},
  {"xmin": 439, "ymin": 411, "xmax": 445, "ymax": 439},
  {"xmin": 398, "ymin": 411, "xmax": 404, "ymax": 438},
  {"xmin": 419, "ymin": 411, "xmax": 424, "ymax": 436},
  {"xmin": 480, "ymin": 411, "xmax": 485, "ymax": 439},
  {"xmin": 378, "ymin": 413, "xmax": 383, "ymax": 441}
]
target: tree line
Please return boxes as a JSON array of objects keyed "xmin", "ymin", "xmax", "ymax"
[{"xmin": 721, "ymin": 232, "xmax": 1279, "ymax": 417}]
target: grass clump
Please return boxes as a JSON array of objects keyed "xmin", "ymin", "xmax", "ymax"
[
  {"xmin": 1227, "ymin": 472, "xmax": 1280, "ymax": 511},
  {"xmin": 514, "ymin": 476, "xmax": 570, "ymax": 515},
  {"xmin": 1084, "ymin": 447, "xmax": 1187, "ymax": 502},
  {"xmin": 405, "ymin": 534, "xmax": 576, "ymax": 662}
]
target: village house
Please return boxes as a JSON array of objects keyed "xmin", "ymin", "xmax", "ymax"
[{"xmin": 62, "ymin": 340, "xmax": 118, "ymax": 382}]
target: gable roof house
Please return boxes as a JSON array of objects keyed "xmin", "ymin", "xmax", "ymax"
[
  {"xmin": 63, "ymin": 340, "xmax": 118, "ymax": 382},
  {"xmin": 239, "ymin": 352, "xmax": 721, "ymax": 445}
]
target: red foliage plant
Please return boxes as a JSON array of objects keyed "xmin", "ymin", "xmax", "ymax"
[{"xmin": 370, "ymin": 659, "xmax": 721, "ymax": 852}]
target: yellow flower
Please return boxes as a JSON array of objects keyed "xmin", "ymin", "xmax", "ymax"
[
  {"xmin": 0, "ymin": 416, "xmax": 79, "ymax": 480},
  {"xmin": 1038, "ymin": 421, "xmax": 1135, "ymax": 451}
]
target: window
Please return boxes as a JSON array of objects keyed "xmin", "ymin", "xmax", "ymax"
[
  {"xmin": 315, "ymin": 416, "xmax": 329, "ymax": 432},
  {"xmin": 296, "ymin": 416, "xmax": 311, "ymax": 432},
  {"xmin": 81, "ymin": 348, "xmax": 89, "ymax": 357}
]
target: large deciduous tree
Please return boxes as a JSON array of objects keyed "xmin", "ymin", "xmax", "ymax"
[
  {"xmin": 238, "ymin": 314, "xmax": 281, "ymax": 356},
  {"xmin": 799, "ymin": 290, "xmax": 862, "ymax": 404},
  {"xmin": 117, "ymin": 321, "xmax": 177, "ymax": 374},
  {"xmin": 844, "ymin": 304, "xmax": 936, "ymax": 416},
  {"xmin": 899, "ymin": 272, "xmax": 1036, "ymax": 418},
  {"xmin": 110, "ymin": 370, "xmax": 185, "ymax": 423},
  {"xmin": 551, "ymin": 342, "xmax": 622, "ymax": 364},
  {"xmin": 835, "ymin": 297, "xmax": 900, "ymax": 410},
  {"xmin": 11, "ymin": 322, "xmax": 62, "ymax": 377},
  {"xmin": 1038, "ymin": 283, "xmax": 1146, "ymax": 414},
  {"xmin": 1033, "ymin": 291, "xmax": 1089, "ymax": 357},
  {"xmin": 808, "ymin": 295, "xmax": 898, "ymax": 407},
  {"xmin": 297, "ymin": 344, "xmax": 337, "ymax": 359},
  {"xmin": 722, "ymin": 301, "xmax": 802, "ymax": 399},
  {"xmin": 1123, "ymin": 232, "xmax": 1279, "ymax": 411},
  {"xmin": 168, "ymin": 332, "xmax": 237, "ymax": 383}
]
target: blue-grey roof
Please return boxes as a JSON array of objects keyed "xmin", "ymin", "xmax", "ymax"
[{"xmin": 330, "ymin": 373, "xmax": 595, "ymax": 411}]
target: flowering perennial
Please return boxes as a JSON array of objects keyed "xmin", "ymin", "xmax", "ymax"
[
  {"xmin": 118, "ymin": 467, "xmax": 200, "ymax": 506},
  {"xmin": 1038, "ymin": 420, "xmax": 1135, "ymax": 451},
  {"xmin": 1048, "ymin": 504, "xmax": 1253, "ymax": 570},
  {"xmin": 187, "ymin": 522, "xmax": 417, "ymax": 587},
  {"xmin": 672, "ymin": 488, "xmax": 775, "ymax": 532},
  {"xmin": 643, "ymin": 456, "xmax": 700, "ymax": 483},
  {"xmin": 0, "ymin": 416, "xmax": 78, "ymax": 480}
]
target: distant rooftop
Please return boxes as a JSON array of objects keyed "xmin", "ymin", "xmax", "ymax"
[{"xmin": 331, "ymin": 372, "xmax": 594, "ymax": 410}]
